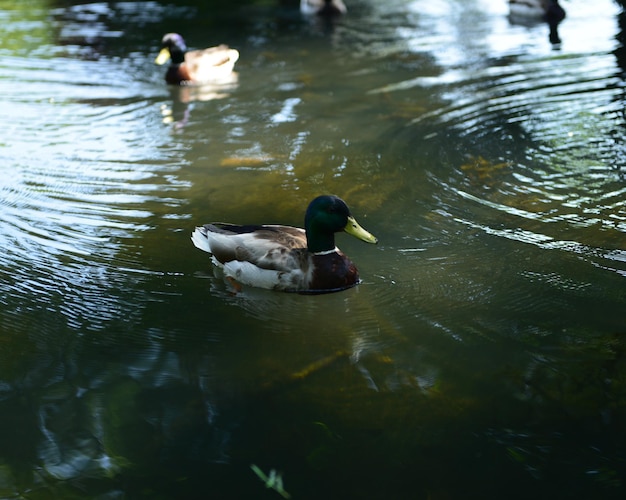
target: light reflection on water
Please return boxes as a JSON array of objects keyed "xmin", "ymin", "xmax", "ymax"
[{"xmin": 1, "ymin": 0, "xmax": 626, "ymax": 497}]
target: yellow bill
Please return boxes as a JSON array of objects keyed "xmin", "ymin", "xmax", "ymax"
[
  {"xmin": 155, "ymin": 48, "xmax": 171, "ymax": 65},
  {"xmin": 344, "ymin": 215, "xmax": 378, "ymax": 244}
]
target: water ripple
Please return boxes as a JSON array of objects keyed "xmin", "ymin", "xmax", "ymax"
[{"xmin": 0, "ymin": 9, "xmax": 186, "ymax": 334}]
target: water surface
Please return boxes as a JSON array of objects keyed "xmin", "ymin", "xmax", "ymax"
[{"xmin": 1, "ymin": 0, "xmax": 626, "ymax": 498}]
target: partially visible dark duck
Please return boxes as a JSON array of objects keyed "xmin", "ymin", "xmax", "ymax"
[
  {"xmin": 509, "ymin": 0, "xmax": 566, "ymax": 45},
  {"xmin": 155, "ymin": 33, "xmax": 239, "ymax": 85},
  {"xmin": 300, "ymin": 0, "xmax": 347, "ymax": 17}
]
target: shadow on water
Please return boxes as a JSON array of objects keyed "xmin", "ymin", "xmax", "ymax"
[{"xmin": 1, "ymin": 0, "xmax": 626, "ymax": 498}]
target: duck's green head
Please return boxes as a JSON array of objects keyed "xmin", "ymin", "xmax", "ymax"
[
  {"xmin": 155, "ymin": 33, "xmax": 187, "ymax": 65},
  {"xmin": 304, "ymin": 195, "xmax": 378, "ymax": 253}
]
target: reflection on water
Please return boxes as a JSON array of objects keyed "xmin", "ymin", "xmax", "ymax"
[
  {"xmin": 1, "ymin": 0, "xmax": 626, "ymax": 497},
  {"xmin": 160, "ymin": 72, "xmax": 240, "ymax": 129}
]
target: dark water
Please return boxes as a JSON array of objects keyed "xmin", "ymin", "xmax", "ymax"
[{"xmin": 1, "ymin": 0, "xmax": 626, "ymax": 498}]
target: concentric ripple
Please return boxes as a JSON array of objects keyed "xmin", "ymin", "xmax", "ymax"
[{"xmin": 0, "ymin": 2, "xmax": 188, "ymax": 334}]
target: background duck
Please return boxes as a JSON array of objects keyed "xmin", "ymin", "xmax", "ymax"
[
  {"xmin": 191, "ymin": 195, "xmax": 378, "ymax": 293},
  {"xmin": 508, "ymin": 0, "xmax": 566, "ymax": 44},
  {"xmin": 155, "ymin": 33, "xmax": 239, "ymax": 85},
  {"xmin": 300, "ymin": 0, "xmax": 347, "ymax": 17}
]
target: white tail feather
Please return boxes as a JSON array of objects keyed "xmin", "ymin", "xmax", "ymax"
[{"xmin": 191, "ymin": 227, "xmax": 212, "ymax": 254}]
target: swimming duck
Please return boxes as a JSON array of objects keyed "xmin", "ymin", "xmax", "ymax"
[
  {"xmin": 300, "ymin": 0, "xmax": 347, "ymax": 17},
  {"xmin": 191, "ymin": 195, "xmax": 378, "ymax": 293},
  {"xmin": 508, "ymin": 0, "xmax": 566, "ymax": 44},
  {"xmin": 155, "ymin": 33, "xmax": 239, "ymax": 85}
]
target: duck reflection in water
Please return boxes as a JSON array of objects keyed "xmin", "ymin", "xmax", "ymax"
[
  {"xmin": 508, "ymin": 0, "xmax": 566, "ymax": 45},
  {"xmin": 160, "ymin": 76, "xmax": 239, "ymax": 130}
]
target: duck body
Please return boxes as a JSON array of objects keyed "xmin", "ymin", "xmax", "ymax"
[
  {"xmin": 300, "ymin": 0, "xmax": 347, "ymax": 17},
  {"xmin": 508, "ymin": 0, "xmax": 566, "ymax": 44},
  {"xmin": 508, "ymin": 0, "xmax": 564, "ymax": 20},
  {"xmin": 155, "ymin": 33, "xmax": 239, "ymax": 85},
  {"xmin": 191, "ymin": 195, "xmax": 377, "ymax": 293}
]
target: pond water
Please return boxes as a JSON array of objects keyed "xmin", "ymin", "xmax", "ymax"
[{"xmin": 1, "ymin": 0, "xmax": 626, "ymax": 498}]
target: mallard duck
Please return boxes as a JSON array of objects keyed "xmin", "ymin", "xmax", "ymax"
[
  {"xmin": 155, "ymin": 33, "xmax": 239, "ymax": 85},
  {"xmin": 300, "ymin": 0, "xmax": 347, "ymax": 17},
  {"xmin": 191, "ymin": 195, "xmax": 378, "ymax": 293},
  {"xmin": 508, "ymin": 0, "xmax": 566, "ymax": 44}
]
